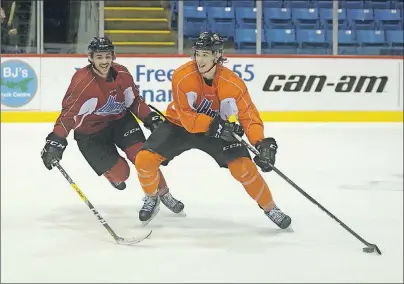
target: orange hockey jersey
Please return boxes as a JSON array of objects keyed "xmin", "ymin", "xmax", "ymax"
[{"xmin": 165, "ymin": 61, "xmax": 264, "ymax": 145}]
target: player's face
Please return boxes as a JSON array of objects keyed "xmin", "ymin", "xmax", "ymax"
[
  {"xmin": 195, "ymin": 50, "xmax": 215, "ymax": 73},
  {"xmin": 92, "ymin": 51, "xmax": 113, "ymax": 76}
]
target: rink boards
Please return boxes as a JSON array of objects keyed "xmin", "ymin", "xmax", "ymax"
[{"xmin": 1, "ymin": 54, "xmax": 403, "ymax": 122}]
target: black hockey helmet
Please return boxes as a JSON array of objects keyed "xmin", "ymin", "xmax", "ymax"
[
  {"xmin": 88, "ymin": 37, "xmax": 116, "ymax": 62},
  {"xmin": 192, "ymin": 32, "xmax": 226, "ymax": 63}
]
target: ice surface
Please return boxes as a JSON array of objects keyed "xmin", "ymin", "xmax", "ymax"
[{"xmin": 1, "ymin": 122, "xmax": 403, "ymax": 283}]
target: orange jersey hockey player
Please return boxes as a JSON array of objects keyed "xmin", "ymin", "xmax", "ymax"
[{"xmin": 135, "ymin": 32, "xmax": 292, "ymax": 229}]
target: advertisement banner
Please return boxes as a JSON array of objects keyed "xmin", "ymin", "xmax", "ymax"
[
  {"xmin": 246, "ymin": 57, "xmax": 402, "ymax": 111},
  {"xmin": 39, "ymin": 56, "xmax": 402, "ymax": 113},
  {"xmin": 1, "ymin": 57, "xmax": 41, "ymax": 111}
]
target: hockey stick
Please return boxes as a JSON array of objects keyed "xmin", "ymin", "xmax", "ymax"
[
  {"xmin": 232, "ymin": 133, "xmax": 382, "ymax": 255},
  {"xmin": 52, "ymin": 160, "xmax": 152, "ymax": 245},
  {"xmin": 148, "ymin": 104, "xmax": 167, "ymax": 119}
]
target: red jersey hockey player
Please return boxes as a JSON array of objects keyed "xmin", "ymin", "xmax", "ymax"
[
  {"xmin": 40, "ymin": 37, "xmax": 184, "ymax": 221},
  {"xmin": 134, "ymin": 32, "xmax": 292, "ymax": 229}
]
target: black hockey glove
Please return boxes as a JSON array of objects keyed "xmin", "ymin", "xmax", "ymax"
[
  {"xmin": 41, "ymin": 132, "xmax": 68, "ymax": 170},
  {"xmin": 207, "ymin": 115, "xmax": 244, "ymax": 142},
  {"xmin": 254, "ymin": 137, "xmax": 277, "ymax": 172},
  {"xmin": 143, "ymin": 112, "xmax": 163, "ymax": 132}
]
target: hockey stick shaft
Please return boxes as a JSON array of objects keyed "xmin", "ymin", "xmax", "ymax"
[
  {"xmin": 52, "ymin": 161, "xmax": 122, "ymax": 243},
  {"xmin": 148, "ymin": 104, "xmax": 167, "ymax": 119},
  {"xmin": 232, "ymin": 133, "xmax": 381, "ymax": 253}
]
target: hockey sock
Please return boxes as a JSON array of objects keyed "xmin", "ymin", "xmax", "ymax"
[
  {"xmin": 104, "ymin": 157, "xmax": 130, "ymax": 184},
  {"xmin": 228, "ymin": 157, "xmax": 275, "ymax": 211},
  {"xmin": 135, "ymin": 150, "xmax": 166, "ymax": 196},
  {"xmin": 125, "ymin": 143, "xmax": 169, "ymax": 194}
]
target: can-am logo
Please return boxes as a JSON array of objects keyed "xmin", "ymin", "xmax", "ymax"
[{"xmin": 262, "ymin": 75, "xmax": 388, "ymax": 93}]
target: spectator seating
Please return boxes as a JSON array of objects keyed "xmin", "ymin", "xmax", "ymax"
[{"xmin": 172, "ymin": 0, "xmax": 404, "ymax": 54}]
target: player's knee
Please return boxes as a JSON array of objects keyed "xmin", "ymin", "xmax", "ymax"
[
  {"xmin": 228, "ymin": 157, "xmax": 257, "ymax": 183},
  {"xmin": 104, "ymin": 157, "xmax": 130, "ymax": 183},
  {"xmin": 135, "ymin": 150, "xmax": 162, "ymax": 176},
  {"xmin": 124, "ymin": 142, "xmax": 144, "ymax": 164}
]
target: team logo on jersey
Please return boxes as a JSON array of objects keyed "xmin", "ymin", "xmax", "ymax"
[
  {"xmin": 95, "ymin": 95, "xmax": 126, "ymax": 116},
  {"xmin": 196, "ymin": 98, "xmax": 218, "ymax": 118}
]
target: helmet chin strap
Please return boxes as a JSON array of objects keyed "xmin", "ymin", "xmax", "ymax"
[{"xmin": 200, "ymin": 62, "xmax": 216, "ymax": 75}]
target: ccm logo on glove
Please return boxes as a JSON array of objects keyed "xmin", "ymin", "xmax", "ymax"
[{"xmin": 46, "ymin": 139, "xmax": 67, "ymax": 149}]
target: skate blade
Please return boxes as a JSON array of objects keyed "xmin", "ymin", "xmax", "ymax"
[
  {"xmin": 141, "ymin": 206, "xmax": 160, "ymax": 228},
  {"xmin": 285, "ymin": 225, "xmax": 294, "ymax": 232},
  {"xmin": 175, "ymin": 210, "xmax": 187, "ymax": 217}
]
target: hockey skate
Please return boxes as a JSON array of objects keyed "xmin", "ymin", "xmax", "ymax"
[
  {"xmin": 160, "ymin": 191, "xmax": 186, "ymax": 216},
  {"xmin": 139, "ymin": 195, "xmax": 160, "ymax": 227},
  {"xmin": 264, "ymin": 205, "xmax": 292, "ymax": 229}
]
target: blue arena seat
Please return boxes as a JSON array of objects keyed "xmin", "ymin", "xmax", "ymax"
[
  {"xmin": 204, "ymin": 1, "xmax": 230, "ymax": 7},
  {"xmin": 235, "ymin": 7, "xmax": 258, "ymax": 29},
  {"xmin": 230, "ymin": 0, "xmax": 255, "ymax": 8},
  {"xmin": 364, "ymin": 0, "xmax": 393, "ymax": 9},
  {"xmin": 347, "ymin": 8, "xmax": 376, "ymax": 30},
  {"xmin": 356, "ymin": 29, "xmax": 388, "ymax": 54},
  {"xmin": 385, "ymin": 29, "xmax": 404, "ymax": 46},
  {"xmin": 326, "ymin": 29, "xmax": 359, "ymax": 54},
  {"xmin": 170, "ymin": 0, "xmax": 401, "ymax": 55},
  {"xmin": 356, "ymin": 29, "xmax": 386, "ymax": 45},
  {"xmin": 264, "ymin": 7, "xmax": 293, "ymax": 28},
  {"xmin": 314, "ymin": 0, "xmax": 340, "ymax": 9},
  {"xmin": 285, "ymin": 0, "xmax": 312, "ymax": 8},
  {"xmin": 262, "ymin": 0, "xmax": 283, "ymax": 8},
  {"xmin": 183, "ymin": 6, "xmax": 208, "ymax": 39},
  {"xmin": 184, "ymin": 0, "xmax": 202, "ymax": 7},
  {"xmin": 292, "ymin": 8, "xmax": 320, "ymax": 29},
  {"xmin": 319, "ymin": 8, "xmax": 348, "ymax": 29},
  {"xmin": 208, "ymin": 7, "xmax": 236, "ymax": 39},
  {"xmin": 374, "ymin": 9, "xmax": 402, "ymax": 30},
  {"xmin": 265, "ymin": 28, "xmax": 298, "ymax": 53},
  {"xmin": 342, "ymin": 0, "xmax": 364, "ymax": 9},
  {"xmin": 234, "ymin": 28, "xmax": 265, "ymax": 50},
  {"xmin": 296, "ymin": 29, "xmax": 329, "ymax": 51}
]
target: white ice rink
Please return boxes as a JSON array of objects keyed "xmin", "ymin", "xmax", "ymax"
[{"xmin": 1, "ymin": 122, "xmax": 403, "ymax": 283}]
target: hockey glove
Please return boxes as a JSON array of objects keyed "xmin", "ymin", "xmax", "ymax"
[
  {"xmin": 143, "ymin": 112, "xmax": 163, "ymax": 132},
  {"xmin": 254, "ymin": 137, "xmax": 277, "ymax": 172},
  {"xmin": 207, "ymin": 115, "xmax": 244, "ymax": 142},
  {"xmin": 41, "ymin": 132, "xmax": 68, "ymax": 170}
]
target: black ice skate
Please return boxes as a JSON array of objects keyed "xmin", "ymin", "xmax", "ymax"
[
  {"xmin": 160, "ymin": 191, "xmax": 186, "ymax": 216},
  {"xmin": 139, "ymin": 195, "xmax": 160, "ymax": 227},
  {"xmin": 264, "ymin": 205, "xmax": 292, "ymax": 229},
  {"xmin": 109, "ymin": 180, "xmax": 126, "ymax": 190}
]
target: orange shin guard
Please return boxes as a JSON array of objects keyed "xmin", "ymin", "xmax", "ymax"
[
  {"xmin": 135, "ymin": 150, "xmax": 165, "ymax": 196},
  {"xmin": 228, "ymin": 157, "xmax": 274, "ymax": 211},
  {"xmin": 125, "ymin": 143, "xmax": 169, "ymax": 194}
]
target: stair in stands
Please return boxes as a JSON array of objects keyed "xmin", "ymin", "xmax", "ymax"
[{"xmin": 104, "ymin": 1, "xmax": 177, "ymax": 53}]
